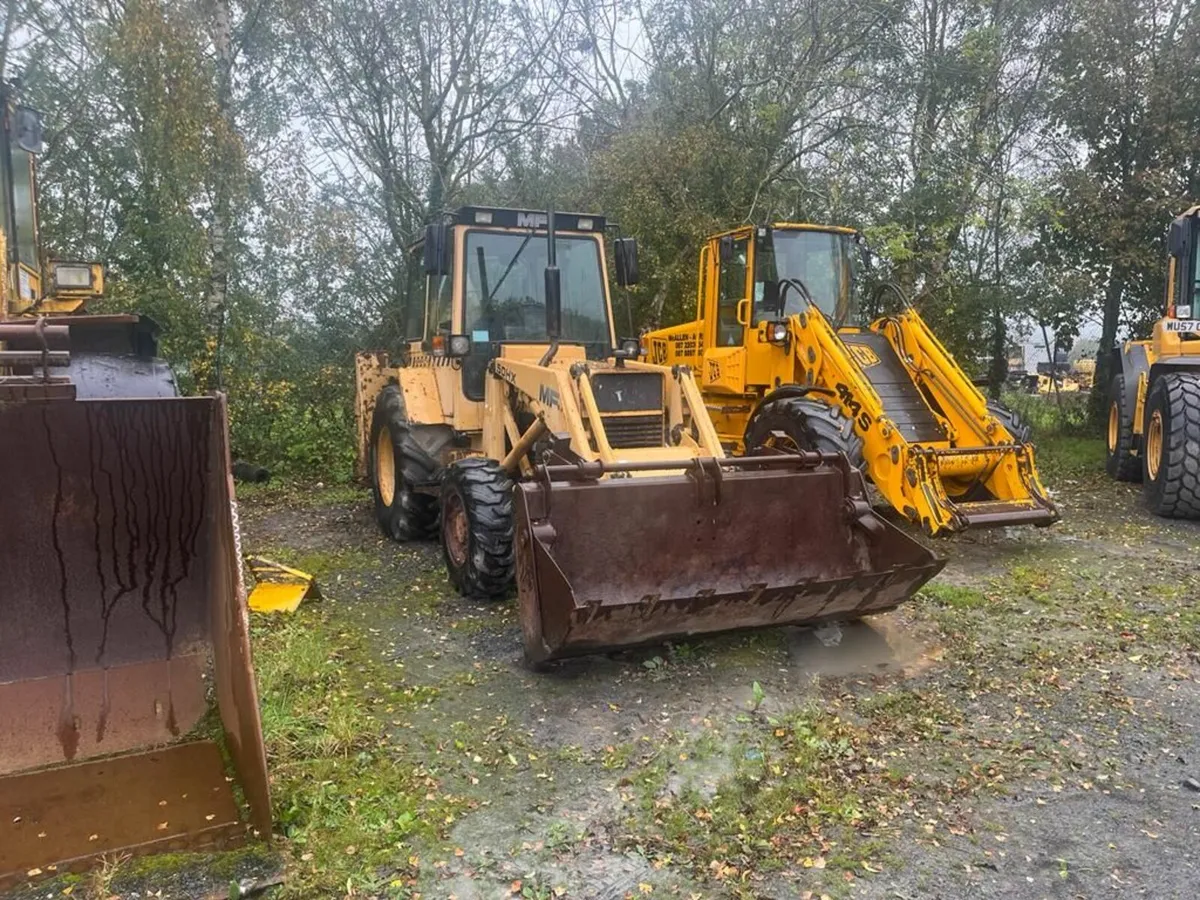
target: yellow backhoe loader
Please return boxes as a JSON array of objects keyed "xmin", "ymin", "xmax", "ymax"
[
  {"xmin": 355, "ymin": 207, "xmax": 944, "ymax": 664},
  {"xmin": 643, "ymin": 224, "xmax": 1059, "ymax": 536},
  {"xmin": 0, "ymin": 87, "xmax": 269, "ymax": 886},
  {"xmin": 1106, "ymin": 206, "xmax": 1200, "ymax": 517}
]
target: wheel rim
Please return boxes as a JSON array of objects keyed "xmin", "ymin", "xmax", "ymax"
[
  {"xmin": 762, "ymin": 431, "xmax": 802, "ymax": 454},
  {"xmin": 1146, "ymin": 410, "xmax": 1164, "ymax": 481},
  {"xmin": 1107, "ymin": 402, "xmax": 1119, "ymax": 452},
  {"xmin": 376, "ymin": 428, "xmax": 396, "ymax": 506},
  {"xmin": 443, "ymin": 492, "xmax": 469, "ymax": 567}
]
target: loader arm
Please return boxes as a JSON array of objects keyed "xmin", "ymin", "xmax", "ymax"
[
  {"xmin": 873, "ymin": 309, "xmax": 999, "ymax": 445},
  {"xmin": 786, "ymin": 302, "xmax": 1057, "ymax": 535},
  {"xmin": 485, "ymin": 353, "xmax": 725, "ymax": 471}
]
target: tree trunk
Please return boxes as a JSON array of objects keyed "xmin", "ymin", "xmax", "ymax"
[
  {"xmin": 988, "ymin": 303, "xmax": 1007, "ymax": 400},
  {"xmin": 208, "ymin": 0, "xmax": 236, "ymax": 391},
  {"xmin": 1091, "ymin": 269, "xmax": 1125, "ymax": 427}
]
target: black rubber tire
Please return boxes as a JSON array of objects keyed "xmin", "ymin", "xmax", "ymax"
[
  {"xmin": 743, "ymin": 396, "xmax": 864, "ymax": 468},
  {"xmin": 440, "ymin": 457, "xmax": 516, "ymax": 599},
  {"xmin": 1141, "ymin": 373, "xmax": 1200, "ymax": 518},
  {"xmin": 1106, "ymin": 374, "xmax": 1141, "ymax": 482},
  {"xmin": 369, "ymin": 384, "xmax": 440, "ymax": 540},
  {"xmin": 986, "ymin": 400, "xmax": 1031, "ymax": 444}
]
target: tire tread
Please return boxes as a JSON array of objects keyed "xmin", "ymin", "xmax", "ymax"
[{"xmin": 442, "ymin": 457, "xmax": 515, "ymax": 599}]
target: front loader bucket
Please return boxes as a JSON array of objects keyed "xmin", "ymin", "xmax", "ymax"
[
  {"xmin": 0, "ymin": 396, "xmax": 270, "ymax": 886},
  {"xmin": 514, "ymin": 455, "xmax": 945, "ymax": 664}
]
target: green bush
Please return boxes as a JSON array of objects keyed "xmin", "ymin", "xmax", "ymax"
[{"xmin": 1003, "ymin": 389, "xmax": 1093, "ymax": 438}]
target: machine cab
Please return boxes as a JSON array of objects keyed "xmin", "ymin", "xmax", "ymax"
[
  {"xmin": 696, "ymin": 223, "xmax": 865, "ymax": 390},
  {"xmin": 0, "ymin": 87, "xmax": 104, "ymax": 318},
  {"xmin": 409, "ymin": 206, "xmax": 637, "ymax": 402},
  {"xmin": 1166, "ymin": 208, "xmax": 1200, "ymax": 328}
]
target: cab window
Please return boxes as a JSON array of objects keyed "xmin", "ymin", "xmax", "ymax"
[{"xmin": 715, "ymin": 237, "xmax": 748, "ymax": 346}]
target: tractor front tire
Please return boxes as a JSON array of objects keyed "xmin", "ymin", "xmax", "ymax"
[
  {"xmin": 1141, "ymin": 373, "xmax": 1200, "ymax": 518},
  {"xmin": 743, "ymin": 396, "xmax": 864, "ymax": 468},
  {"xmin": 440, "ymin": 457, "xmax": 515, "ymax": 599},
  {"xmin": 987, "ymin": 399, "xmax": 1032, "ymax": 444},
  {"xmin": 370, "ymin": 384, "xmax": 440, "ymax": 540},
  {"xmin": 1106, "ymin": 374, "xmax": 1141, "ymax": 482}
]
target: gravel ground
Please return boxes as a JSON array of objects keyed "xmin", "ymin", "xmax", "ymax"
[{"xmin": 7, "ymin": 438, "xmax": 1200, "ymax": 899}]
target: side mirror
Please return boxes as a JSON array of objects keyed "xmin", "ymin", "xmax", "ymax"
[
  {"xmin": 614, "ymin": 238, "xmax": 639, "ymax": 286},
  {"xmin": 544, "ymin": 265, "xmax": 562, "ymax": 339},
  {"xmin": 1169, "ymin": 214, "xmax": 1192, "ymax": 258},
  {"xmin": 735, "ymin": 298, "xmax": 751, "ymax": 327},
  {"xmin": 719, "ymin": 235, "xmax": 735, "ymax": 263},
  {"xmin": 613, "ymin": 337, "xmax": 640, "ymax": 366},
  {"xmin": 423, "ymin": 223, "xmax": 450, "ymax": 275},
  {"xmin": 14, "ymin": 106, "xmax": 44, "ymax": 154},
  {"xmin": 762, "ymin": 279, "xmax": 781, "ymax": 316}
]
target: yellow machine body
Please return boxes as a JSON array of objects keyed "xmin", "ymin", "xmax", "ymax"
[
  {"xmin": 356, "ymin": 208, "xmax": 944, "ymax": 663},
  {"xmin": 644, "ymin": 223, "xmax": 1059, "ymax": 536},
  {"xmin": 1106, "ymin": 207, "xmax": 1200, "ymax": 517}
]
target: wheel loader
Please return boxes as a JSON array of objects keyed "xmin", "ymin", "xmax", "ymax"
[
  {"xmin": 0, "ymin": 87, "xmax": 270, "ymax": 886},
  {"xmin": 1106, "ymin": 206, "xmax": 1200, "ymax": 518},
  {"xmin": 355, "ymin": 206, "xmax": 945, "ymax": 664},
  {"xmin": 643, "ymin": 223, "xmax": 1060, "ymax": 536}
]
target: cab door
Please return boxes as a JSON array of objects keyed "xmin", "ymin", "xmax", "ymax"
[{"xmin": 701, "ymin": 230, "xmax": 751, "ymax": 395}]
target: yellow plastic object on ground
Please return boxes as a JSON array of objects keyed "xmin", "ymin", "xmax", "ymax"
[{"xmin": 247, "ymin": 557, "xmax": 320, "ymax": 613}]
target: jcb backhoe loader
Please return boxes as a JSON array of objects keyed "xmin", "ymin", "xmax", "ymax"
[
  {"xmin": 644, "ymin": 224, "xmax": 1059, "ymax": 536},
  {"xmin": 0, "ymin": 88, "xmax": 269, "ymax": 886},
  {"xmin": 355, "ymin": 207, "xmax": 944, "ymax": 664},
  {"xmin": 1106, "ymin": 206, "xmax": 1200, "ymax": 518}
]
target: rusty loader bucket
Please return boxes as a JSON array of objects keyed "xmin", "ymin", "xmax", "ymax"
[
  {"xmin": 514, "ymin": 453, "xmax": 946, "ymax": 664},
  {"xmin": 0, "ymin": 395, "xmax": 270, "ymax": 886}
]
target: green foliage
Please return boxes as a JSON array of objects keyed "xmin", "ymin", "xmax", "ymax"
[
  {"xmin": 1003, "ymin": 391, "xmax": 1093, "ymax": 438},
  {"xmin": 13, "ymin": 0, "xmax": 1200, "ymax": 478}
]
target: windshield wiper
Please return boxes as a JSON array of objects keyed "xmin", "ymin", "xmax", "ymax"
[{"xmin": 482, "ymin": 231, "xmax": 534, "ymax": 308}]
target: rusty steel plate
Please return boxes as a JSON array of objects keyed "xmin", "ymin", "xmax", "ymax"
[
  {"xmin": 0, "ymin": 395, "xmax": 270, "ymax": 877},
  {"xmin": 515, "ymin": 463, "xmax": 945, "ymax": 663},
  {"xmin": 0, "ymin": 741, "xmax": 243, "ymax": 887}
]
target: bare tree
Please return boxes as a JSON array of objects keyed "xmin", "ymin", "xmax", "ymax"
[{"xmin": 284, "ymin": 0, "xmax": 570, "ymax": 340}]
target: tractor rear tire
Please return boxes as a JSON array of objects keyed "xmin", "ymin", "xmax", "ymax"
[
  {"xmin": 1106, "ymin": 374, "xmax": 1142, "ymax": 482},
  {"xmin": 370, "ymin": 384, "xmax": 441, "ymax": 540},
  {"xmin": 986, "ymin": 400, "xmax": 1031, "ymax": 444},
  {"xmin": 1141, "ymin": 373, "xmax": 1200, "ymax": 518},
  {"xmin": 743, "ymin": 396, "xmax": 865, "ymax": 469},
  {"xmin": 440, "ymin": 457, "xmax": 515, "ymax": 599}
]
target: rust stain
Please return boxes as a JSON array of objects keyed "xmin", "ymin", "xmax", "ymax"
[
  {"xmin": 0, "ymin": 394, "xmax": 272, "ymax": 883},
  {"xmin": 515, "ymin": 464, "xmax": 945, "ymax": 664},
  {"xmin": 56, "ymin": 678, "xmax": 79, "ymax": 762}
]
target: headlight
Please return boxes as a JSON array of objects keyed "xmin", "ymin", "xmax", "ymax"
[
  {"xmin": 54, "ymin": 263, "xmax": 93, "ymax": 289},
  {"xmin": 447, "ymin": 334, "xmax": 471, "ymax": 357},
  {"xmin": 619, "ymin": 337, "xmax": 640, "ymax": 357},
  {"xmin": 769, "ymin": 322, "xmax": 788, "ymax": 343}
]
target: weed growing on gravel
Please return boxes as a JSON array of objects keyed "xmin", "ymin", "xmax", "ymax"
[
  {"xmin": 919, "ymin": 583, "xmax": 989, "ymax": 610},
  {"xmin": 237, "ymin": 481, "xmax": 365, "ymax": 508},
  {"xmin": 252, "ymin": 611, "xmax": 465, "ymax": 898}
]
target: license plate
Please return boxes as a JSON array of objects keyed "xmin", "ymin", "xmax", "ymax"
[{"xmin": 1165, "ymin": 319, "xmax": 1200, "ymax": 332}]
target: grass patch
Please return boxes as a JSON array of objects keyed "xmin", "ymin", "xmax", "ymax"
[
  {"xmin": 252, "ymin": 546, "xmax": 381, "ymax": 581},
  {"xmin": 237, "ymin": 480, "xmax": 366, "ymax": 508},
  {"xmin": 252, "ymin": 610, "xmax": 462, "ymax": 899},
  {"xmin": 919, "ymin": 582, "xmax": 989, "ymax": 610},
  {"xmin": 1034, "ymin": 434, "xmax": 1107, "ymax": 482}
]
